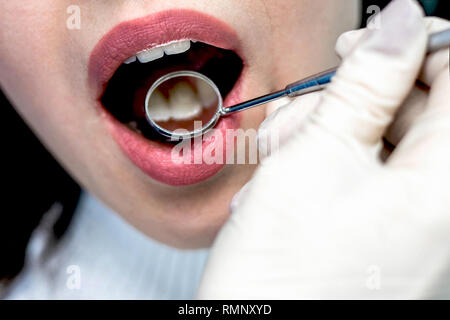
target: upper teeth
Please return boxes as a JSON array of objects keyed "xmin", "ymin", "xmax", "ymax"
[{"xmin": 125, "ymin": 39, "xmax": 193, "ymax": 64}]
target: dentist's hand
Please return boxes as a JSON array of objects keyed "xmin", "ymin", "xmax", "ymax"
[{"xmin": 198, "ymin": 0, "xmax": 450, "ymax": 299}]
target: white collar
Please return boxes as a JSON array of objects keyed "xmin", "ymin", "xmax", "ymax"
[{"xmin": 5, "ymin": 192, "xmax": 209, "ymax": 299}]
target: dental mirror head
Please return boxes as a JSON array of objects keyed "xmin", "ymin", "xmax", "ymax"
[{"xmin": 145, "ymin": 70, "xmax": 223, "ymax": 140}]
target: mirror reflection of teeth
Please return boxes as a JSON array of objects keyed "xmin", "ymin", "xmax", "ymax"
[
  {"xmin": 148, "ymin": 82, "xmax": 207, "ymax": 122},
  {"xmin": 147, "ymin": 90, "xmax": 171, "ymax": 122},
  {"xmin": 125, "ymin": 39, "xmax": 193, "ymax": 64},
  {"xmin": 196, "ymin": 78, "xmax": 217, "ymax": 108},
  {"xmin": 169, "ymin": 83, "xmax": 202, "ymax": 120}
]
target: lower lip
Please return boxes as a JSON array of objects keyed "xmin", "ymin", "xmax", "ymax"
[{"xmin": 103, "ymin": 80, "xmax": 243, "ymax": 186}]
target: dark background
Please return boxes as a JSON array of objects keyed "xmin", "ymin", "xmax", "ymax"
[{"xmin": 0, "ymin": 0, "xmax": 449, "ymax": 282}]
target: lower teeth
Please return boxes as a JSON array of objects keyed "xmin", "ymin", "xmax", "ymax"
[{"xmin": 126, "ymin": 121, "xmax": 142, "ymax": 134}]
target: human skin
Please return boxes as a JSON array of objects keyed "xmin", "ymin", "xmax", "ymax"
[{"xmin": 0, "ymin": 1, "xmax": 360, "ymax": 248}]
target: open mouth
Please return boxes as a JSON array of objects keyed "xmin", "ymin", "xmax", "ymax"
[
  {"xmin": 101, "ymin": 39, "xmax": 243, "ymax": 141},
  {"xmin": 89, "ymin": 10, "xmax": 245, "ymax": 186}
]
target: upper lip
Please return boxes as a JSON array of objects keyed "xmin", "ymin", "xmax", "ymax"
[{"xmin": 88, "ymin": 9, "xmax": 243, "ymax": 99}]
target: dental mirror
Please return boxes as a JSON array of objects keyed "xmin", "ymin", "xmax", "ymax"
[
  {"xmin": 145, "ymin": 71, "xmax": 223, "ymax": 140},
  {"xmin": 145, "ymin": 28, "xmax": 450, "ymax": 140}
]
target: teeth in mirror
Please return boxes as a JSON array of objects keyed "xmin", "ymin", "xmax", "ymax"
[
  {"xmin": 169, "ymin": 82, "xmax": 202, "ymax": 120},
  {"xmin": 147, "ymin": 81, "xmax": 217, "ymax": 122},
  {"xmin": 147, "ymin": 90, "xmax": 171, "ymax": 122},
  {"xmin": 196, "ymin": 78, "xmax": 218, "ymax": 108},
  {"xmin": 124, "ymin": 39, "xmax": 193, "ymax": 64}
]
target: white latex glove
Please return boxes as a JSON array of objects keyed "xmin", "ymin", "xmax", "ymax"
[{"xmin": 198, "ymin": 0, "xmax": 450, "ymax": 299}]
